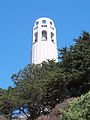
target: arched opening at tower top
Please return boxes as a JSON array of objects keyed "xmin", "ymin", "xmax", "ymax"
[
  {"xmin": 34, "ymin": 32, "xmax": 38, "ymax": 42},
  {"xmin": 42, "ymin": 20, "xmax": 46, "ymax": 24},
  {"xmin": 42, "ymin": 30, "xmax": 47, "ymax": 40}
]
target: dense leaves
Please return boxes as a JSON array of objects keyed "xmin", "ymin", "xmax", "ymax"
[
  {"xmin": 59, "ymin": 31, "xmax": 90, "ymax": 97},
  {"xmin": 61, "ymin": 91, "xmax": 90, "ymax": 120},
  {"xmin": 0, "ymin": 31, "xmax": 90, "ymax": 119}
]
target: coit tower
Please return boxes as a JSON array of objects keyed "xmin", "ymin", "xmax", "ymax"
[{"xmin": 31, "ymin": 17, "xmax": 58, "ymax": 64}]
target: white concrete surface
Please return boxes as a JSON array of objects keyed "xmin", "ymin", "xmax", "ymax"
[{"xmin": 31, "ymin": 17, "xmax": 58, "ymax": 64}]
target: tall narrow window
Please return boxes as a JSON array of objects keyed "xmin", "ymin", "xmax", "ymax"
[
  {"xmin": 50, "ymin": 21, "xmax": 52, "ymax": 25},
  {"xmin": 34, "ymin": 32, "xmax": 38, "ymax": 42},
  {"xmin": 42, "ymin": 31, "xmax": 47, "ymax": 40},
  {"xmin": 51, "ymin": 32, "xmax": 54, "ymax": 42},
  {"xmin": 51, "ymin": 32, "xmax": 54, "ymax": 39}
]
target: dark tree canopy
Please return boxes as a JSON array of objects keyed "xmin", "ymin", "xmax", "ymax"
[{"xmin": 0, "ymin": 31, "xmax": 90, "ymax": 120}]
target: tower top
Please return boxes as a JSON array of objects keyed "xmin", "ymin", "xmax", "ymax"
[{"xmin": 34, "ymin": 17, "xmax": 55, "ymax": 28}]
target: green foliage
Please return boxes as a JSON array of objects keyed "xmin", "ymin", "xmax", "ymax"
[
  {"xmin": 0, "ymin": 88, "xmax": 13, "ymax": 118},
  {"xmin": 59, "ymin": 31, "xmax": 90, "ymax": 97},
  {"xmin": 0, "ymin": 31, "xmax": 90, "ymax": 119},
  {"xmin": 61, "ymin": 91, "xmax": 90, "ymax": 120}
]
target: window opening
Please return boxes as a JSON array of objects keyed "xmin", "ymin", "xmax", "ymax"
[
  {"xmin": 51, "ymin": 32, "xmax": 54, "ymax": 43},
  {"xmin": 42, "ymin": 31, "xmax": 47, "ymax": 40},
  {"xmin": 42, "ymin": 20, "xmax": 46, "ymax": 24},
  {"xmin": 36, "ymin": 21, "xmax": 39, "ymax": 25},
  {"xmin": 50, "ymin": 21, "xmax": 52, "ymax": 25},
  {"xmin": 34, "ymin": 32, "xmax": 38, "ymax": 42},
  {"xmin": 51, "ymin": 32, "xmax": 54, "ymax": 39}
]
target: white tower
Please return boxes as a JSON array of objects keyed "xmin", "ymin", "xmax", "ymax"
[{"xmin": 31, "ymin": 17, "xmax": 58, "ymax": 64}]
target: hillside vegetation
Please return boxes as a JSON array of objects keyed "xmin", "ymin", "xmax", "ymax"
[
  {"xmin": 0, "ymin": 31, "xmax": 90, "ymax": 120},
  {"xmin": 61, "ymin": 91, "xmax": 90, "ymax": 120},
  {"xmin": 36, "ymin": 91, "xmax": 90, "ymax": 120}
]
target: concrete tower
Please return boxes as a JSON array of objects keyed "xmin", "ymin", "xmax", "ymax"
[{"xmin": 31, "ymin": 17, "xmax": 58, "ymax": 64}]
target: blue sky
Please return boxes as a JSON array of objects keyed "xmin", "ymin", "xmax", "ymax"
[{"xmin": 0, "ymin": 0, "xmax": 90, "ymax": 89}]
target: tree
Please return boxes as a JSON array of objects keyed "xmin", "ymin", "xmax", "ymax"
[
  {"xmin": 0, "ymin": 31, "xmax": 90, "ymax": 120},
  {"xmin": 59, "ymin": 31, "xmax": 90, "ymax": 97}
]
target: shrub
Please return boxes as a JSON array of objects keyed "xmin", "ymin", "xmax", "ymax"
[{"xmin": 60, "ymin": 91, "xmax": 90, "ymax": 120}]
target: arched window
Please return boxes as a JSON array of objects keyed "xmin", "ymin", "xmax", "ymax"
[
  {"xmin": 42, "ymin": 20, "xmax": 46, "ymax": 24},
  {"xmin": 50, "ymin": 21, "xmax": 52, "ymax": 25},
  {"xmin": 34, "ymin": 32, "xmax": 38, "ymax": 42},
  {"xmin": 42, "ymin": 31, "xmax": 47, "ymax": 40},
  {"xmin": 36, "ymin": 21, "xmax": 39, "ymax": 25}
]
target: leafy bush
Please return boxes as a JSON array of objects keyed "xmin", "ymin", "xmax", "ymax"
[{"xmin": 61, "ymin": 91, "xmax": 90, "ymax": 120}]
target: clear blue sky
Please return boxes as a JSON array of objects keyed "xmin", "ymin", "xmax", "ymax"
[{"xmin": 0, "ymin": 0, "xmax": 90, "ymax": 89}]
